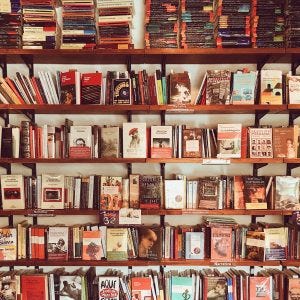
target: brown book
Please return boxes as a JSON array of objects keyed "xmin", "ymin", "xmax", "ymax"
[
  {"xmin": 210, "ymin": 226, "xmax": 233, "ymax": 260},
  {"xmin": 243, "ymin": 176, "xmax": 267, "ymax": 209},
  {"xmin": 182, "ymin": 128, "xmax": 202, "ymax": 158},
  {"xmin": 245, "ymin": 230, "xmax": 265, "ymax": 261},
  {"xmin": 273, "ymin": 126, "xmax": 298, "ymax": 158},
  {"xmin": 198, "ymin": 177, "xmax": 219, "ymax": 209}
]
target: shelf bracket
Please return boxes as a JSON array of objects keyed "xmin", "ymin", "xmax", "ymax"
[
  {"xmin": 127, "ymin": 55, "xmax": 131, "ymax": 73},
  {"xmin": 127, "ymin": 163, "xmax": 132, "ymax": 177},
  {"xmin": 127, "ymin": 111, "xmax": 132, "ymax": 122},
  {"xmin": 254, "ymin": 110, "xmax": 268, "ymax": 127},
  {"xmin": 0, "ymin": 163, "xmax": 11, "ymax": 175},
  {"xmin": 292, "ymin": 61, "xmax": 300, "ymax": 75},
  {"xmin": 20, "ymin": 55, "xmax": 34, "ymax": 77},
  {"xmin": 257, "ymin": 56, "xmax": 270, "ymax": 71},
  {"xmin": 160, "ymin": 163, "xmax": 165, "ymax": 179},
  {"xmin": 161, "ymin": 55, "xmax": 166, "ymax": 77},
  {"xmin": 0, "ymin": 55, "xmax": 7, "ymax": 78},
  {"xmin": 286, "ymin": 163, "xmax": 300, "ymax": 176},
  {"xmin": 289, "ymin": 111, "xmax": 300, "ymax": 126},
  {"xmin": 160, "ymin": 111, "xmax": 165, "ymax": 126},
  {"xmin": 160, "ymin": 215, "xmax": 165, "ymax": 227},
  {"xmin": 0, "ymin": 110, "xmax": 10, "ymax": 126},
  {"xmin": 253, "ymin": 163, "xmax": 268, "ymax": 176},
  {"xmin": 22, "ymin": 110, "xmax": 35, "ymax": 123},
  {"xmin": 8, "ymin": 215, "xmax": 13, "ymax": 227},
  {"xmin": 22, "ymin": 163, "xmax": 37, "ymax": 177}
]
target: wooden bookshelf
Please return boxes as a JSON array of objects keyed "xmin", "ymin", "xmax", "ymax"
[
  {"xmin": 0, "ymin": 158, "xmax": 146, "ymax": 163},
  {"xmin": 146, "ymin": 158, "xmax": 284, "ymax": 164}
]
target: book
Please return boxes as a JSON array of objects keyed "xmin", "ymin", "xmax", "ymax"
[
  {"xmin": 210, "ymin": 226, "xmax": 232, "ymax": 260},
  {"xmin": 245, "ymin": 231, "xmax": 265, "ymax": 261},
  {"xmin": 139, "ymin": 175, "xmax": 163, "ymax": 209},
  {"xmin": 59, "ymin": 275, "xmax": 82, "ymax": 300},
  {"xmin": 129, "ymin": 174, "xmax": 140, "ymax": 208},
  {"xmin": 182, "ymin": 128, "xmax": 202, "ymax": 158},
  {"xmin": 81, "ymin": 72, "xmax": 102, "ymax": 104},
  {"xmin": 41, "ymin": 174, "xmax": 64, "ymax": 209},
  {"xmin": 273, "ymin": 126, "xmax": 298, "ymax": 158},
  {"xmin": 60, "ymin": 70, "xmax": 78, "ymax": 104},
  {"xmin": 0, "ymin": 228, "xmax": 17, "ymax": 260},
  {"xmin": 260, "ymin": 70, "xmax": 283, "ymax": 104},
  {"xmin": 112, "ymin": 78, "xmax": 131, "ymax": 104},
  {"xmin": 106, "ymin": 228, "xmax": 128, "ymax": 260},
  {"xmin": 264, "ymin": 227, "xmax": 288, "ymax": 260},
  {"xmin": 100, "ymin": 126, "xmax": 120, "ymax": 158},
  {"xmin": 82, "ymin": 230, "xmax": 103, "ymax": 260},
  {"xmin": 185, "ymin": 231, "xmax": 204, "ymax": 259},
  {"xmin": 131, "ymin": 277, "xmax": 152, "ymax": 300},
  {"xmin": 138, "ymin": 226, "xmax": 162, "ymax": 260},
  {"xmin": 69, "ymin": 125, "xmax": 92, "ymax": 158},
  {"xmin": 100, "ymin": 176, "xmax": 123, "ymax": 210},
  {"xmin": 123, "ymin": 122, "xmax": 147, "ymax": 158},
  {"xmin": 198, "ymin": 177, "xmax": 219, "ymax": 209},
  {"xmin": 150, "ymin": 125, "xmax": 173, "ymax": 158},
  {"xmin": 0, "ymin": 174, "xmax": 25, "ymax": 210},
  {"xmin": 171, "ymin": 276, "xmax": 194, "ymax": 300},
  {"xmin": 164, "ymin": 179, "xmax": 186, "ymax": 209},
  {"xmin": 287, "ymin": 74, "xmax": 300, "ymax": 104},
  {"xmin": 203, "ymin": 276, "xmax": 227, "ymax": 300},
  {"xmin": 249, "ymin": 127, "xmax": 273, "ymax": 159},
  {"xmin": 249, "ymin": 277, "xmax": 272, "ymax": 300},
  {"xmin": 243, "ymin": 176, "xmax": 267, "ymax": 209},
  {"xmin": 288, "ymin": 278, "xmax": 300, "ymax": 300},
  {"xmin": 0, "ymin": 276, "xmax": 17, "ymax": 300},
  {"xmin": 169, "ymin": 71, "xmax": 192, "ymax": 105},
  {"xmin": 47, "ymin": 226, "xmax": 69, "ymax": 260},
  {"xmin": 99, "ymin": 276, "xmax": 120, "ymax": 300},
  {"xmin": 21, "ymin": 274, "xmax": 48, "ymax": 300},
  {"xmin": 217, "ymin": 123, "xmax": 242, "ymax": 158}
]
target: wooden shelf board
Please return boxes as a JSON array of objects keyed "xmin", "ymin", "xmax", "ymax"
[
  {"xmin": 0, "ymin": 158, "xmax": 146, "ymax": 163},
  {"xmin": 288, "ymin": 104, "xmax": 300, "ymax": 110},
  {"xmin": 182, "ymin": 209, "xmax": 283, "ymax": 216},
  {"xmin": 284, "ymin": 158, "xmax": 300, "ymax": 164},
  {"xmin": 281, "ymin": 260, "xmax": 300, "ymax": 266}
]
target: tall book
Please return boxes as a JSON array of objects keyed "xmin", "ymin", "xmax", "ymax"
[
  {"xmin": 139, "ymin": 175, "xmax": 163, "ymax": 209},
  {"xmin": 249, "ymin": 127, "xmax": 273, "ymax": 158},
  {"xmin": 47, "ymin": 226, "xmax": 69, "ymax": 261},
  {"xmin": 260, "ymin": 70, "xmax": 283, "ymax": 104},
  {"xmin": 150, "ymin": 125, "xmax": 173, "ymax": 158},
  {"xmin": 106, "ymin": 228, "xmax": 128, "ymax": 260},
  {"xmin": 41, "ymin": 174, "xmax": 64, "ymax": 209},
  {"xmin": 100, "ymin": 176, "xmax": 123, "ymax": 210}
]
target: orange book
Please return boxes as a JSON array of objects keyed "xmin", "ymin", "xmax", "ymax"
[
  {"xmin": 210, "ymin": 226, "xmax": 233, "ymax": 260},
  {"xmin": 38, "ymin": 227, "xmax": 46, "ymax": 260},
  {"xmin": 249, "ymin": 277, "xmax": 272, "ymax": 300},
  {"xmin": 82, "ymin": 230, "xmax": 102, "ymax": 260},
  {"xmin": 4, "ymin": 77, "xmax": 25, "ymax": 104},
  {"xmin": 131, "ymin": 277, "xmax": 152, "ymax": 300}
]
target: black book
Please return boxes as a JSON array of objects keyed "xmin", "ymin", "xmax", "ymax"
[{"xmin": 1, "ymin": 127, "xmax": 13, "ymax": 158}]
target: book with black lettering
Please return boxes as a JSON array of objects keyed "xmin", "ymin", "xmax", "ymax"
[
  {"xmin": 139, "ymin": 175, "xmax": 163, "ymax": 209},
  {"xmin": 112, "ymin": 78, "xmax": 131, "ymax": 105},
  {"xmin": 81, "ymin": 72, "xmax": 102, "ymax": 104},
  {"xmin": 98, "ymin": 276, "xmax": 120, "ymax": 300}
]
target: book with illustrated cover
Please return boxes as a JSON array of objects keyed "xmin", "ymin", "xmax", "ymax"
[
  {"xmin": 206, "ymin": 70, "xmax": 231, "ymax": 105},
  {"xmin": 210, "ymin": 226, "xmax": 232, "ymax": 260},
  {"xmin": 129, "ymin": 174, "xmax": 140, "ymax": 209},
  {"xmin": 260, "ymin": 70, "xmax": 282, "ymax": 104},
  {"xmin": 59, "ymin": 275, "xmax": 82, "ymax": 300},
  {"xmin": 249, "ymin": 127, "xmax": 273, "ymax": 158},
  {"xmin": 288, "ymin": 278, "xmax": 300, "ymax": 300},
  {"xmin": 217, "ymin": 123, "xmax": 242, "ymax": 158},
  {"xmin": 41, "ymin": 174, "xmax": 64, "ymax": 209},
  {"xmin": 273, "ymin": 126, "xmax": 298, "ymax": 158},
  {"xmin": 203, "ymin": 276, "xmax": 227, "ymax": 300},
  {"xmin": 60, "ymin": 70, "xmax": 78, "ymax": 104},
  {"xmin": 69, "ymin": 125, "xmax": 92, "ymax": 158},
  {"xmin": 243, "ymin": 176, "xmax": 267, "ymax": 209},
  {"xmin": 123, "ymin": 123, "xmax": 147, "ymax": 158},
  {"xmin": 185, "ymin": 231, "xmax": 204, "ymax": 259},
  {"xmin": 150, "ymin": 125, "xmax": 173, "ymax": 158},
  {"xmin": 164, "ymin": 179, "xmax": 186, "ymax": 209},
  {"xmin": 100, "ymin": 126, "xmax": 120, "ymax": 158},
  {"xmin": 0, "ymin": 228, "xmax": 17, "ymax": 261},
  {"xmin": 139, "ymin": 175, "xmax": 163, "ymax": 209},
  {"xmin": 131, "ymin": 277, "xmax": 152, "ymax": 300},
  {"xmin": 0, "ymin": 277, "xmax": 17, "ymax": 300},
  {"xmin": 198, "ymin": 177, "xmax": 219, "ymax": 209},
  {"xmin": 182, "ymin": 128, "xmax": 202, "ymax": 158},
  {"xmin": 81, "ymin": 72, "xmax": 102, "ymax": 104},
  {"xmin": 264, "ymin": 227, "xmax": 288, "ymax": 260},
  {"xmin": 245, "ymin": 231, "xmax": 265, "ymax": 261},
  {"xmin": 0, "ymin": 174, "xmax": 25, "ymax": 210},
  {"xmin": 100, "ymin": 176, "xmax": 123, "ymax": 210},
  {"xmin": 169, "ymin": 71, "xmax": 192, "ymax": 105},
  {"xmin": 99, "ymin": 277, "xmax": 119, "ymax": 300},
  {"xmin": 47, "ymin": 226, "xmax": 69, "ymax": 261},
  {"xmin": 287, "ymin": 74, "xmax": 300, "ymax": 104},
  {"xmin": 112, "ymin": 78, "xmax": 131, "ymax": 104},
  {"xmin": 106, "ymin": 228, "xmax": 128, "ymax": 260},
  {"xmin": 249, "ymin": 277, "xmax": 272, "ymax": 300},
  {"xmin": 82, "ymin": 230, "xmax": 103, "ymax": 260},
  {"xmin": 171, "ymin": 276, "xmax": 194, "ymax": 300}
]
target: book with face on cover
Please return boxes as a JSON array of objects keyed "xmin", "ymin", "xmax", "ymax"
[{"xmin": 41, "ymin": 174, "xmax": 64, "ymax": 209}]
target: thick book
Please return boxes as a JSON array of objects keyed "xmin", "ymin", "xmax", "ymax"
[
  {"xmin": 106, "ymin": 228, "xmax": 128, "ymax": 260},
  {"xmin": 249, "ymin": 127, "xmax": 273, "ymax": 159},
  {"xmin": 139, "ymin": 175, "xmax": 163, "ymax": 209},
  {"xmin": 99, "ymin": 276, "xmax": 120, "ymax": 300},
  {"xmin": 69, "ymin": 125, "xmax": 92, "ymax": 158},
  {"xmin": 0, "ymin": 174, "xmax": 25, "ymax": 210},
  {"xmin": 81, "ymin": 72, "xmax": 102, "ymax": 104},
  {"xmin": 185, "ymin": 231, "xmax": 204, "ymax": 259},
  {"xmin": 182, "ymin": 128, "xmax": 202, "ymax": 158},
  {"xmin": 100, "ymin": 176, "xmax": 123, "ymax": 210},
  {"xmin": 100, "ymin": 126, "xmax": 120, "ymax": 158},
  {"xmin": 82, "ymin": 230, "xmax": 103, "ymax": 260},
  {"xmin": 169, "ymin": 71, "xmax": 192, "ymax": 105},
  {"xmin": 0, "ymin": 228, "xmax": 17, "ymax": 260},
  {"xmin": 41, "ymin": 174, "xmax": 64, "ymax": 209},
  {"xmin": 260, "ymin": 70, "xmax": 282, "ymax": 105},
  {"xmin": 150, "ymin": 125, "xmax": 173, "ymax": 158},
  {"xmin": 47, "ymin": 226, "xmax": 69, "ymax": 260}
]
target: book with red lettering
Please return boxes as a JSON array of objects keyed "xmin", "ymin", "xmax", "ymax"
[
  {"xmin": 81, "ymin": 72, "xmax": 102, "ymax": 104},
  {"xmin": 150, "ymin": 125, "xmax": 173, "ymax": 158},
  {"xmin": 69, "ymin": 126, "xmax": 92, "ymax": 158}
]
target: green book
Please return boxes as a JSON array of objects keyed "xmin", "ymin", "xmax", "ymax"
[{"xmin": 171, "ymin": 276, "xmax": 193, "ymax": 300}]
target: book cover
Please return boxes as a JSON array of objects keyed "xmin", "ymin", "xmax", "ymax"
[
  {"xmin": 182, "ymin": 128, "xmax": 202, "ymax": 158},
  {"xmin": 249, "ymin": 277, "xmax": 272, "ymax": 300},
  {"xmin": 169, "ymin": 71, "xmax": 192, "ymax": 105},
  {"xmin": 203, "ymin": 276, "xmax": 227, "ymax": 300},
  {"xmin": 59, "ymin": 275, "xmax": 82, "ymax": 300},
  {"xmin": 0, "ymin": 228, "xmax": 17, "ymax": 260},
  {"xmin": 260, "ymin": 70, "xmax": 282, "ymax": 104},
  {"xmin": 288, "ymin": 278, "xmax": 300, "ymax": 300},
  {"xmin": 249, "ymin": 127, "xmax": 273, "ymax": 158},
  {"xmin": 217, "ymin": 123, "xmax": 242, "ymax": 158},
  {"xmin": 60, "ymin": 70, "xmax": 77, "ymax": 104},
  {"xmin": 1, "ymin": 127, "xmax": 13, "ymax": 158},
  {"xmin": 41, "ymin": 174, "xmax": 64, "ymax": 209},
  {"xmin": 21, "ymin": 274, "xmax": 48, "ymax": 300},
  {"xmin": 273, "ymin": 126, "xmax": 298, "ymax": 158},
  {"xmin": 137, "ymin": 226, "xmax": 162, "ymax": 260},
  {"xmin": 99, "ymin": 277, "xmax": 119, "ymax": 300},
  {"xmin": 210, "ymin": 226, "xmax": 232, "ymax": 260},
  {"xmin": 129, "ymin": 174, "xmax": 140, "ymax": 209},
  {"xmin": 245, "ymin": 231, "xmax": 265, "ymax": 261},
  {"xmin": 0, "ymin": 174, "xmax": 25, "ymax": 210},
  {"xmin": 100, "ymin": 126, "xmax": 120, "ymax": 158},
  {"xmin": 231, "ymin": 71, "xmax": 257, "ymax": 104},
  {"xmin": 171, "ymin": 276, "xmax": 193, "ymax": 300},
  {"xmin": 198, "ymin": 177, "xmax": 219, "ymax": 210},
  {"xmin": 139, "ymin": 175, "xmax": 163, "ymax": 209},
  {"xmin": 275, "ymin": 176, "xmax": 300, "ymax": 210},
  {"xmin": 131, "ymin": 277, "xmax": 152, "ymax": 300},
  {"xmin": 185, "ymin": 231, "xmax": 204, "ymax": 259},
  {"xmin": 150, "ymin": 125, "xmax": 173, "ymax": 158},
  {"xmin": 206, "ymin": 70, "xmax": 231, "ymax": 105},
  {"xmin": 264, "ymin": 227, "xmax": 288, "ymax": 260},
  {"xmin": 82, "ymin": 230, "xmax": 103, "ymax": 260},
  {"xmin": 112, "ymin": 78, "xmax": 131, "ymax": 105},
  {"xmin": 47, "ymin": 226, "xmax": 68, "ymax": 260},
  {"xmin": 233, "ymin": 176, "xmax": 245, "ymax": 209},
  {"xmin": 123, "ymin": 122, "xmax": 147, "ymax": 158},
  {"xmin": 288, "ymin": 74, "xmax": 300, "ymax": 104},
  {"xmin": 0, "ymin": 277, "xmax": 17, "ymax": 299},
  {"xmin": 106, "ymin": 228, "xmax": 128, "ymax": 260},
  {"xmin": 100, "ymin": 176, "xmax": 123, "ymax": 210},
  {"xmin": 243, "ymin": 176, "xmax": 267, "ymax": 209},
  {"xmin": 69, "ymin": 125, "xmax": 92, "ymax": 158},
  {"xmin": 164, "ymin": 179, "xmax": 186, "ymax": 209},
  {"xmin": 81, "ymin": 72, "xmax": 102, "ymax": 104}
]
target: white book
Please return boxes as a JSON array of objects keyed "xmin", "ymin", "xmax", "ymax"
[
  {"xmin": 75, "ymin": 71, "xmax": 81, "ymax": 105},
  {"xmin": 12, "ymin": 127, "xmax": 20, "ymax": 158},
  {"xmin": 46, "ymin": 71, "xmax": 59, "ymax": 104},
  {"xmin": 98, "ymin": 277, "xmax": 120, "ymax": 300},
  {"xmin": 123, "ymin": 122, "xmax": 147, "ymax": 158},
  {"xmin": 41, "ymin": 174, "xmax": 64, "ymax": 209},
  {"xmin": 38, "ymin": 71, "xmax": 53, "ymax": 104},
  {"xmin": 69, "ymin": 125, "xmax": 92, "ymax": 158},
  {"xmin": 164, "ymin": 179, "xmax": 186, "ymax": 209},
  {"xmin": 13, "ymin": 77, "xmax": 31, "ymax": 104},
  {"xmin": 74, "ymin": 177, "xmax": 81, "ymax": 209},
  {"xmin": 88, "ymin": 175, "xmax": 94, "ymax": 209},
  {"xmin": 288, "ymin": 74, "xmax": 300, "ymax": 104},
  {"xmin": 1, "ymin": 174, "xmax": 25, "ymax": 209},
  {"xmin": 185, "ymin": 232, "xmax": 204, "ymax": 259}
]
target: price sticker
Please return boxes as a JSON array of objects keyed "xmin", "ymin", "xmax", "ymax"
[
  {"xmin": 213, "ymin": 261, "xmax": 232, "ymax": 266},
  {"xmin": 26, "ymin": 209, "xmax": 55, "ymax": 217},
  {"xmin": 99, "ymin": 210, "xmax": 119, "ymax": 226},
  {"xmin": 202, "ymin": 159, "xmax": 231, "ymax": 165}
]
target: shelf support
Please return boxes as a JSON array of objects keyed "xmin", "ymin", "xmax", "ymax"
[
  {"xmin": 127, "ymin": 111, "xmax": 132, "ymax": 122},
  {"xmin": 161, "ymin": 55, "xmax": 166, "ymax": 77},
  {"xmin": 20, "ymin": 55, "xmax": 34, "ymax": 77},
  {"xmin": 160, "ymin": 111, "xmax": 165, "ymax": 126},
  {"xmin": 160, "ymin": 163, "xmax": 165, "ymax": 179},
  {"xmin": 127, "ymin": 163, "xmax": 132, "ymax": 178},
  {"xmin": 0, "ymin": 110, "xmax": 10, "ymax": 126},
  {"xmin": 286, "ymin": 163, "xmax": 300, "ymax": 176},
  {"xmin": 256, "ymin": 56, "xmax": 270, "ymax": 71},
  {"xmin": 0, "ymin": 163, "xmax": 11, "ymax": 175},
  {"xmin": 253, "ymin": 163, "xmax": 267, "ymax": 177},
  {"xmin": 292, "ymin": 61, "xmax": 300, "ymax": 76},
  {"xmin": 289, "ymin": 111, "xmax": 300, "ymax": 126},
  {"xmin": 0, "ymin": 55, "xmax": 7, "ymax": 78},
  {"xmin": 126, "ymin": 55, "xmax": 131, "ymax": 73},
  {"xmin": 22, "ymin": 110, "xmax": 35, "ymax": 123},
  {"xmin": 254, "ymin": 110, "xmax": 268, "ymax": 127},
  {"xmin": 160, "ymin": 215, "xmax": 165, "ymax": 227},
  {"xmin": 22, "ymin": 163, "xmax": 37, "ymax": 177}
]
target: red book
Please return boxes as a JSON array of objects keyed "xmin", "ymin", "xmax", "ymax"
[
  {"xmin": 31, "ymin": 77, "xmax": 45, "ymax": 104},
  {"xmin": 249, "ymin": 277, "xmax": 272, "ymax": 300},
  {"xmin": 60, "ymin": 70, "xmax": 76, "ymax": 104},
  {"xmin": 241, "ymin": 127, "xmax": 248, "ymax": 158},
  {"xmin": 21, "ymin": 274, "xmax": 48, "ymax": 300},
  {"xmin": 131, "ymin": 277, "xmax": 152, "ymax": 300},
  {"xmin": 4, "ymin": 77, "xmax": 25, "ymax": 104}
]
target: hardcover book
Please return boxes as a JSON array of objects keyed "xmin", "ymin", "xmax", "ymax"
[
  {"xmin": 123, "ymin": 122, "xmax": 147, "ymax": 158},
  {"xmin": 100, "ymin": 126, "xmax": 120, "ymax": 158},
  {"xmin": 217, "ymin": 123, "xmax": 242, "ymax": 158},
  {"xmin": 243, "ymin": 176, "xmax": 267, "ymax": 209},
  {"xmin": 99, "ymin": 277, "xmax": 119, "ymax": 300},
  {"xmin": 185, "ymin": 231, "xmax": 204, "ymax": 259},
  {"xmin": 112, "ymin": 78, "xmax": 131, "ymax": 105},
  {"xmin": 249, "ymin": 127, "xmax": 273, "ymax": 158},
  {"xmin": 131, "ymin": 277, "xmax": 152, "ymax": 300},
  {"xmin": 0, "ymin": 174, "xmax": 25, "ymax": 210},
  {"xmin": 210, "ymin": 226, "xmax": 232, "ymax": 260},
  {"xmin": 182, "ymin": 128, "xmax": 202, "ymax": 158},
  {"xmin": 150, "ymin": 125, "xmax": 173, "ymax": 158},
  {"xmin": 264, "ymin": 227, "xmax": 288, "ymax": 260},
  {"xmin": 81, "ymin": 72, "xmax": 102, "ymax": 104},
  {"xmin": 41, "ymin": 174, "xmax": 64, "ymax": 209},
  {"xmin": 260, "ymin": 70, "xmax": 282, "ymax": 105},
  {"xmin": 47, "ymin": 226, "xmax": 69, "ymax": 260},
  {"xmin": 106, "ymin": 228, "xmax": 128, "ymax": 260},
  {"xmin": 171, "ymin": 276, "xmax": 194, "ymax": 300},
  {"xmin": 100, "ymin": 176, "xmax": 123, "ymax": 210},
  {"xmin": 139, "ymin": 175, "xmax": 163, "ymax": 209},
  {"xmin": 0, "ymin": 228, "xmax": 17, "ymax": 260},
  {"xmin": 69, "ymin": 125, "xmax": 92, "ymax": 158},
  {"xmin": 82, "ymin": 230, "xmax": 103, "ymax": 260},
  {"xmin": 249, "ymin": 277, "xmax": 272, "ymax": 300},
  {"xmin": 169, "ymin": 71, "xmax": 192, "ymax": 105},
  {"xmin": 273, "ymin": 126, "xmax": 298, "ymax": 158},
  {"xmin": 164, "ymin": 179, "xmax": 186, "ymax": 209}
]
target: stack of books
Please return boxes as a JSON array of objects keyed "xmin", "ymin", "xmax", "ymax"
[
  {"xmin": 21, "ymin": 0, "xmax": 57, "ymax": 49},
  {"xmin": 180, "ymin": 0, "xmax": 215, "ymax": 48},
  {"xmin": 0, "ymin": 0, "xmax": 22, "ymax": 49},
  {"xmin": 60, "ymin": 0, "xmax": 96, "ymax": 49},
  {"xmin": 251, "ymin": 0, "xmax": 285, "ymax": 48},
  {"xmin": 97, "ymin": 0, "xmax": 133, "ymax": 49},
  {"xmin": 145, "ymin": 0, "xmax": 179, "ymax": 48},
  {"xmin": 285, "ymin": 0, "xmax": 300, "ymax": 48}
]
